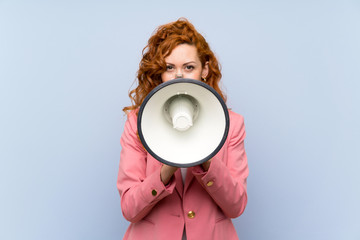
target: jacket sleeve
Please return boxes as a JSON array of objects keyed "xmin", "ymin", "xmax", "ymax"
[
  {"xmin": 192, "ymin": 112, "xmax": 249, "ymax": 218},
  {"xmin": 117, "ymin": 111, "xmax": 176, "ymax": 223}
]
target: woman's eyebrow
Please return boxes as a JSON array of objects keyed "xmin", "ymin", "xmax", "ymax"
[
  {"xmin": 165, "ymin": 61, "xmax": 197, "ymax": 66},
  {"xmin": 183, "ymin": 61, "xmax": 197, "ymax": 65}
]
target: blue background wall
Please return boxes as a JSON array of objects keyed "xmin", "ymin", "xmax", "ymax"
[{"xmin": 1, "ymin": 0, "xmax": 359, "ymax": 239}]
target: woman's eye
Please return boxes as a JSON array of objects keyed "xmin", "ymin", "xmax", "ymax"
[
  {"xmin": 185, "ymin": 65, "xmax": 194, "ymax": 70},
  {"xmin": 166, "ymin": 65, "xmax": 174, "ymax": 71}
]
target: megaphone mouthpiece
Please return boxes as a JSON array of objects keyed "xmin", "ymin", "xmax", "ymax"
[{"xmin": 168, "ymin": 95, "xmax": 196, "ymax": 132}]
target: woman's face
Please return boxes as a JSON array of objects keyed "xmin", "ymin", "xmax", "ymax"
[{"xmin": 161, "ymin": 44, "xmax": 208, "ymax": 82}]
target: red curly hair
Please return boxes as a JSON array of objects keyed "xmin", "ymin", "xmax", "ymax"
[{"xmin": 123, "ymin": 18, "xmax": 226, "ymax": 114}]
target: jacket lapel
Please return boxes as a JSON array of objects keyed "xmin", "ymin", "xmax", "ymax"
[
  {"xmin": 174, "ymin": 169, "xmax": 184, "ymax": 198},
  {"xmin": 183, "ymin": 167, "xmax": 194, "ymax": 194},
  {"xmin": 174, "ymin": 168, "xmax": 196, "ymax": 197}
]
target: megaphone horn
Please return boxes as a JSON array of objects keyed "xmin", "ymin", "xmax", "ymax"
[{"xmin": 137, "ymin": 78, "xmax": 229, "ymax": 167}]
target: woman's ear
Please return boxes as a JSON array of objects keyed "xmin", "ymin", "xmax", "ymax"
[{"xmin": 202, "ymin": 61, "xmax": 209, "ymax": 79}]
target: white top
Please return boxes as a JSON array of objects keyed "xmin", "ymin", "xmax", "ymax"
[{"xmin": 180, "ymin": 168, "xmax": 187, "ymax": 183}]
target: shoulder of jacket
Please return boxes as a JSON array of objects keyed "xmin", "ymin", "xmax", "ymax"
[
  {"xmin": 126, "ymin": 109, "xmax": 138, "ymax": 121},
  {"xmin": 124, "ymin": 109, "xmax": 139, "ymax": 132},
  {"xmin": 227, "ymin": 109, "xmax": 246, "ymax": 140},
  {"xmin": 228, "ymin": 109, "xmax": 244, "ymax": 123}
]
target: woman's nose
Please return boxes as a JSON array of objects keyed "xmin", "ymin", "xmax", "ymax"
[
  {"xmin": 175, "ymin": 73, "xmax": 183, "ymax": 78},
  {"xmin": 175, "ymin": 70, "xmax": 183, "ymax": 79}
]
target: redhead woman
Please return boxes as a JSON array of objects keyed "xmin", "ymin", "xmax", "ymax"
[{"xmin": 117, "ymin": 18, "xmax": 249, "ymax": 240}]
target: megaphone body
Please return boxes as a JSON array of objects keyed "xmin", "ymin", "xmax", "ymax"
[{"xmin": 137, "ymin": 78, "xmax": 229, "ymax": 167}]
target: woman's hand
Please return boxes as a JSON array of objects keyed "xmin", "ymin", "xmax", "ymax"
[
  {"xmin": 160, "ymin": 158, "xmax": 211, "ymax": 185},
  {"xmin": 201, "ymin": 159, "xmax": 212, "ymax": 171},
  {"xmin": 160, "ymin": 164, "xmax": 178, "ymax": 185}
]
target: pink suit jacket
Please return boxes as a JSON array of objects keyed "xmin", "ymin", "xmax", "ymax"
[{"xmin": 117, "ymin": 109, "xmax": 249, "ymax": 240}]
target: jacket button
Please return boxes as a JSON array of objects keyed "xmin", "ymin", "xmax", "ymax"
[
  {"xmin": 206, "ymin": 181, "xmax": 214, "ymax": 187},
  {"xmin": 187, "ymin": 211, "xmax": 195, "ymax": 219},
  {"xmin": 152, "ymin": 189, "xmax": 157, "ymax": 196}
]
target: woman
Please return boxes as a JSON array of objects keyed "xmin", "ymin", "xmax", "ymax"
[{"xmin": 117, "ymin": 18, "xmax": 249, "ymax": 240}]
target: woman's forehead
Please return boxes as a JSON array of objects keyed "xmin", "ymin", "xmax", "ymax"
[{"xmin": 164, "ymin": 44, "xmax": 200, "ymax": 63}]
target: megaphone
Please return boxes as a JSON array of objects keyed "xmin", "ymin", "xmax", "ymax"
[{"xmin": 137, "ymin": 78, "xmax": 229, "ymax": 167}]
